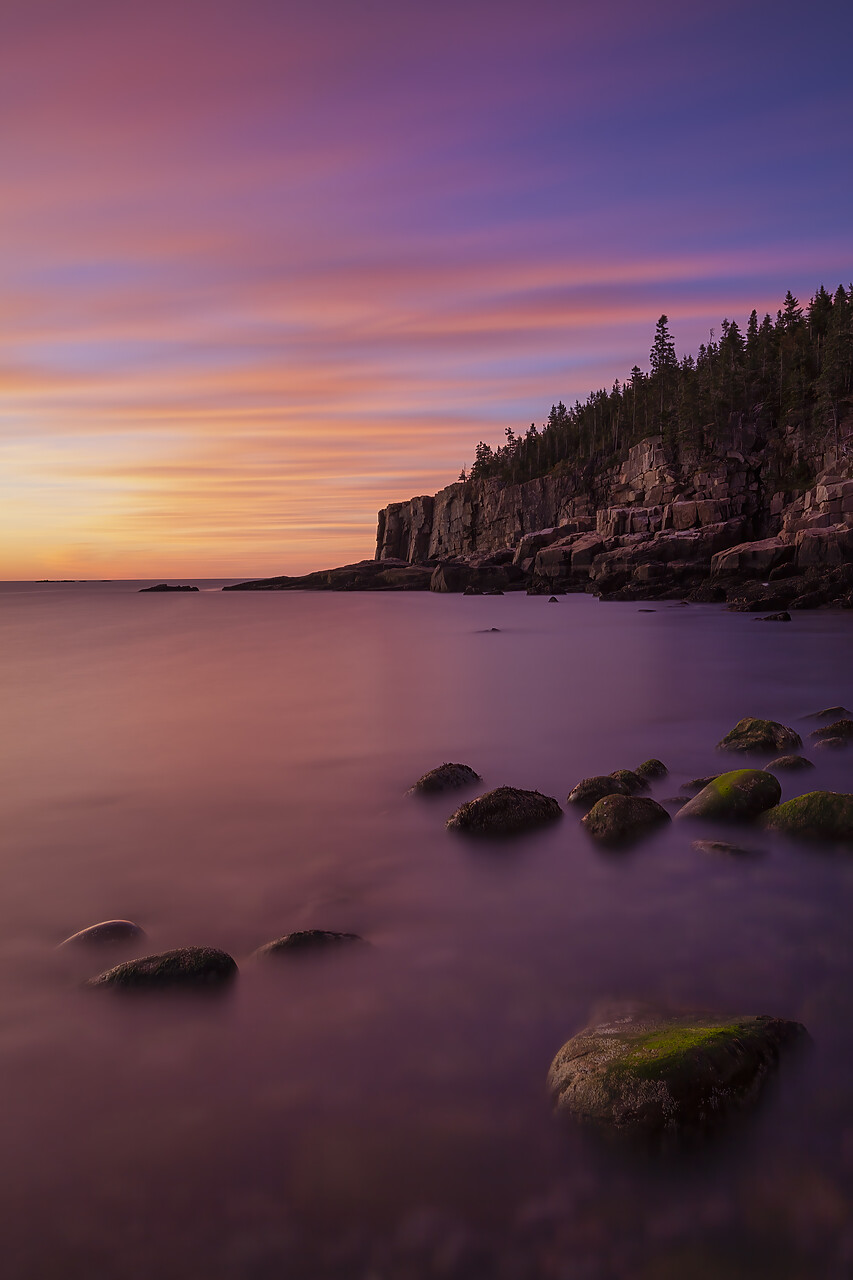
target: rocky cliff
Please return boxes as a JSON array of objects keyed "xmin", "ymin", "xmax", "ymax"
[{"xmin": 372, "ymin": 411, "xmax": 853, "ymax": 608}]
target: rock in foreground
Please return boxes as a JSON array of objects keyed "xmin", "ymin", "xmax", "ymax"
[
  {"xmin": 61, "ymin": 920, "xmax": 145, "ymax": 947},
  {"xmin": 761, "ymin": 792, "xmax": 853, "ymax": 843},
  {"xmin": 581, "ymin": 795, "xmax": 671, "ymax": 845},
  {"xmin": 567, "ymin": 775, "xmax": 629, "ymax": 807},
  {"xmin": 254, "ymin": 930, "xmax": 365, "ymax": 957},
  {"xmin": 408, "ymin": 763, "xmax": 482, "ymax": 794},
  {"xmin": 675, "ymin": 769, "xmax": 781, "ymax": 822},
  {"xmin": 548, "ymin": 1006, "xmax": 806, "ymax": 1137},
  {"xmin": 717, "ymin": 717, "xmax": 802, "ymax": 754},
  {"xmin": 447, "ymin": 786, "xmax": 562, "ymax": 836},
  {"xmin": 88, "ymin": 946, "xmax": 237, "ymax": 989}
]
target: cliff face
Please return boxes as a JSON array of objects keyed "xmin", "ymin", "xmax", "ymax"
[{"xmin": 373, "ymin": 412, "xmax": 853, "ymax": 608}]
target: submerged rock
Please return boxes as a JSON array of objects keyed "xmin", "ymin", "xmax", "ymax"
[
  {"xmin": 581, "ymin": 795, "xmax": 671, "ymax": 845},
  {"xmin": 547, "ymin": 1006, "xmax": 806, "ymax": 1137},
  {"xmin": 254, "ymin": 930, "xmax": 365, "ymax": 957},
  {"xmin": 567, "ymin": 775, "xmax": 629, "ymax": 808},
  {"xmin": 756, "ymin": 611, "xmax": 791, "ymax": 622},
  {"xmin": 60, "ymin": 920, "xmax": 145, "ymax": 947},
  {"xmin": 609, "ymin": 768, "xmax": 649, "ymax": 794},
  {"xmin": 635, "ymin": 759, "xmax": 668, "ymax": 781},
  {"xmin": 761, "ymin": 791, "xmax": 853, "ymax": 842},
  {"xmin": 447, "ymin": 786, "xmax": 562, "ymax": 835},
  {"xmin": 680, "ymin": 775, "xmax": 719, "ymax": 794},
  {"xmin": 675, "ymin": 769, "xmax": 781, "ymax": 822},
  {"xmin": 692, "ymin": 839, "xmax": 763, "ymax": 857},
  {"xmin": 808, "ymin": 719, "xmax": 853, "ymax": 747},
  {"xmin": 717, "ymin": 718, "xmax": 802, "ymax": 754},
  {"xmin": 766, "ymin": 755, "xmax": 815, "ymax": 772},
  {"xmin": 408, "ymin": 763, "xmax": 482, "ymax": 794},
  {"xmin": 88, "ymin": 946, "xmax": 237, "ymax": 989}
]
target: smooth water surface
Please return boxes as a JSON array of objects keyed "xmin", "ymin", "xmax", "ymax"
[{"xmin": 2, "ymin": 582, "xmax": 853, "ymax": 1278}]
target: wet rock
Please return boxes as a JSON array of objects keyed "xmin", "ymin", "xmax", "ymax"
[
  {"xmin": 717, "ymin": 717, "xmax": 802, "ymax": 754},
  {"xmin": 88, "ymin": 946, "xmax": 237, "ymax": 989},
  {"xmin": 756, "ymin": 612, "xmax": 791, "ymax": 622},
  {"xmin": 675, "ymin": 770, "xmax": 781, "ymax": 823},
  {"xmin": 60, "ymin": 920, "xmax": 145, "ymax": 947},
  {"xmin": 808, "ymin": 719, "xmax": 853, "ymax": 747},
  {"xmin": 761, "ymin": 791, "xmax": 853, "ymax": 842},
  {"xmin": 766, "ymin": 755, "xmax": 815, "ymax": 772},
  {"xmin": 446, "ymin": 786, "xmax": 562, "ymax": 835},
  {"xmin": 610, "ymin": 768, "xmax": 650, "ymax": 794},
  {"xmin": 139, "ymin": 583, "xmax": 199, "ymax": 592},
  {"xmin": 547, "ymin": 1006, "xmax": 806, "ymax": 1137},
  {"xmin": 567, "ymin": 775, "xmax": 629, "ymax": 807},
  {"xmin": 804, "ymin": 705, "xmax": 850, "ymax": 720},
  {"xmin": 254, "ymin": 930, "xmax": 365, "ymax": 957},
  {"xmin": 692, "ymin": 839, "xmax": 763, "ymax": 857},
  {"xmin": 581, "ymin": 795, "xmax": 671, "ymax": 845},
  {"xmin": 635, "ymin": 759, "xmax": 668, "ymax": 781},
  {"xmin": 408, "ymin": 763, "xmax": 482, "ymax": 795},
  {"xmin": 680, "ymin": 775, "xmax": 719, "ymax": 794}
]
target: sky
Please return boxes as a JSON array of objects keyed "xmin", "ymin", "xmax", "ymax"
[{"xmin": 2, "ymin": 0, "xmax": 852, "ymax": 579}]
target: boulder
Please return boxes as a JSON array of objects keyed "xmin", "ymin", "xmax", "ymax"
[
  {"xmin": 87, "ymin": 946, "xmax": 237, "ymax": 989},
  {"xmin": 581, "ymin": 795, "xmax": 671, "ymax": 845},
  {"xmin": 567, "ymin": 775, "xmax": 629, "ymax": 808},
  {"xmin": 804, "ymin": 705, "xmax": 850, "ymax": 720},
  {"xmin": 765, "ymin": 755, "xmax": 814, "ymax": 772},
  {"xmin": 762, "ymin": 792, "xmax": 853, "ymax": 842},
  {"xmin": 547, "ymin": 1006, "xmax": 806, "ymax": 1136},
  {"xmin": 717, "ymin": 718, "xmax": 802, "ymax": 754},
  {"xmin": 692, "ymin": 839, "xmax": 763, "ymax": 857},
  {"xmin": 609, "ymin": 768, "xmax": 649, "ymax": 794},
  {"xmin": 408, "ymin": 763, "xmax": 482, "ymax": 794},
  {"xmin": 254, "ymin": 930, "xmax": 365, "ymax": 957},
  {"xmin": 675, "ymin": 770, "xmax": 781, "ymax": 822},
  {"xmin": 60, "ymin": 920, "xmax": 145, "ymax": 947},
  {"xmin": 446, "ymin": 787, "xmax": 562, "ymax": 836},
  {"xmin": 680, "ymin": 775, "xmax": 719, "ymax": 794},
  {"xmin": 808, "ymin": 719, "xmax": 853, "ymax": 746},
  {"xmin": 635, "ymin": 759, "xmax": 668, "ymax": 780}
]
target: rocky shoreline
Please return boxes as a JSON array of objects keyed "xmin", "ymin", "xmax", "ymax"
[{"xmin": 225, "ymin": 427, "xmax": 853, "ymax": 609}]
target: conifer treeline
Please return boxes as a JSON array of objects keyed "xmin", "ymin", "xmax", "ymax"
[{"xmin": 460, "ymin": 286, "xmax": 853, "ymax": 486}]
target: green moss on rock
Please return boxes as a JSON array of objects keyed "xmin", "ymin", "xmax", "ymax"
[
  {"xmin": 447, "ymin": 786, "xmax": 562, "ymax": 835},
  {"xmin": 610, "ymin": 768, "xmax": 649, "ymax": 794},
  {"xmin": 636, "ymin": 759, "xmax": 668, "ymax": 780},
  {"xmin": 761, "ymin": 791, "xmax": 853, "ymax": 842},
  {"xmin": 548, "ymin": 1006, "xmax": 806, "ymax": 1136},
  {"xmin": 675, "ymin": 769, "xmax": 781, "ymax": 822},
  {"xmin": 717, "ymin": 718, "xmax": 802, "ymax": 754}
]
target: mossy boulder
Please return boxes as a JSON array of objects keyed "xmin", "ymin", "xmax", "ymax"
[
  {"xmin": 548, "ymin": 1006, "xmax": 806, "ymax": 1137},
  {"xmin": 447, "ymin": 786, "xmax": 562, "ymax": 836},
  {"xmin": 808, "ymin": 719, "xmax": 853, "ymax": 747},
  {"xmin": 761, "ymin": 791, "xmax": 853, "ymax": 843},
  {"xmin": 88, "ymin": 946, "xmax": 237, "ymax": 989},
  {"xmin": 610, "ymin": 769, "xmax": 649, "ymax": 794},
  {"xmin": 567, "ymin": 775, "xmax": 629, "ymax": 807},
  {"xmin": 675, "ymin": 770, "xmax": 781, "ymax": 823},
  {"xmin": 254, "ymin": 930, "xmax": 365, "ymax": 957},
  {"xmin": 60, "ymin": 920, "xmax": 145, "ymax": 947},
  {"xmin": 717, "ymin": 718, "xmax": 802, "ymax": 754},
  {"xmin": 581, "ymin": 795, "xmax": 671, "ymax": 846},
  {"xmin": 636, "ymin": 759, "xmax": 668, "ymax": 781},
  {"xmin": 408, "ymin": 762, "xmax": 482, "ymax": 794},
  {"xmin": 766, "ymin": 755, "xmax": 815, "ymax": 772}
]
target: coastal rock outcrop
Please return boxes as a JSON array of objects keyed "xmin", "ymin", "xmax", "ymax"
[{"xmin": 547, "ymin": 1006, "xmax": 806, "ymax": 1137}]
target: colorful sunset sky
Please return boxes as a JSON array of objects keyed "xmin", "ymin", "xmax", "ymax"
[{"xmin": 2, "ymin": 0, "xmax": 852, "ymax": 578}]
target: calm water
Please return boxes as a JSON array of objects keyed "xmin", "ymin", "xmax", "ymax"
[{"xmin": 2, "ymin": 582, "xmax": 853, "ymax": 1279}]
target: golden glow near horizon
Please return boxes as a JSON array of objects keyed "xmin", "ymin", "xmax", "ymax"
[{"xmin": 2, "ymin": 0, "xmax": 851, "ymax": 578}]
